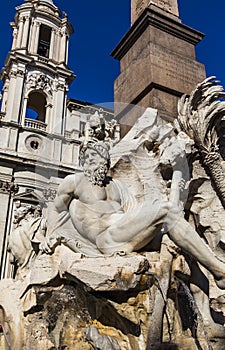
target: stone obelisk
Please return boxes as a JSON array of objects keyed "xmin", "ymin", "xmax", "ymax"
[
  {"xmin": 111, "ymin": 0, "xmax": 206, "ymax": 133},
  {"xmin": 131, "ymin": 0, "xmax": 179, "ymax": 24}
]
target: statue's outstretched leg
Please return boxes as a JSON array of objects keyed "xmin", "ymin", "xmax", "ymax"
[
  {"xmin": 96, "ymin": 199, "xmax": 169, "ymax": 254},
  {"xmin": 97, "ymin": 200, "xmax": 225, "ymax": 289},
  {"xmin": 166, "ymin": 207, "xmax": 225, "ymax": 289}
]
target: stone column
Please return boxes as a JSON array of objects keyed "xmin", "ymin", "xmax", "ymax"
[
  {"xmin": 34, "ymin": 22, "xmax": 41, "ymax": 54},
  {"xmin": 28, "ymin": 19, "xmax": 34, "ymax": 52},
  {"xmin": 65, "ymin": 36, "xmax": 69, "ymax": 65},
  {"xmin": 0, "ymin": 191, "xmax": 11, "ymax": 279},
  {"xmin": 70, "ymin": 109, "xmax": 80, "ymax": 137},
  {"xmin": 4, "ymin": 72, "xmax": 17, "ymax": 121},
  {"xmin": 16, "ymin": 17, "xmax": 24, "ymax": 49},
  {"xmin": 0, "ymin": 195, "xmax": 14, "ymax": 279},
  {"xmin": 53, "ymin": 29, "xmax": 60, "ymax": 62},
  {"xmin": 59, "ymin": 28, "xmax": 67, "ymax": 62},
  {"xmin": 11, "ymin": 27, "xmax": 18, "ymax": 50},
  {"xmin": 50, "ymin": 82, "xmax": 66, "ymax": 134},
  {"xmin": 21, "ymin": 16, "xmax": 30, "ymax": 48},
  {"xmin": 31, "ymin": 22, "xmax": 40, "ymax": 54},
  {"xmin": 45, "ymin": 102, "xmax": 53, "ymax": 133},
  {"xmin": 5, "ymin": 70, "xmax": 25, "ymax": 123},
  {"xmin": 72, "ymin": 144, "xmax": 80, "ymax": 166},
  {"xmin": 1, "ymin": 79, "xmax": 9, "ymax": 113},
  {"xmin": 21, "ymin": 97, "xmax": 28, "ymax": 126},
  {"xmin": 0, "ymin": 174, "xmax": 17, "ymax": 279},
  {"xmin": 49, "ymin": 29, "xmax": 56, "ymax": 60}
]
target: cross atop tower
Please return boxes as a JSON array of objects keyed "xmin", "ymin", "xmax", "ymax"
[{"xmin": 131, "ymin": 0, "xmax": 179, "ymax": 24}]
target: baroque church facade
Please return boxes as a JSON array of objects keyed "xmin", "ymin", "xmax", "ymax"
[{"xmin": 0, "ymin": 0, "xmax": 116, "ymax": 278}]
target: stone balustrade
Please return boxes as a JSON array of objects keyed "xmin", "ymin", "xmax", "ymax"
[{"xmin": 24, "ymin": 118, "xmax": 47, "ymax": 131}]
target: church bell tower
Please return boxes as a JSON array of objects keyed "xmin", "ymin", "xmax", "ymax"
[
  {"xmin": 0, "ymin": 0, "xmax": 74, "ymax": 135},
  {"xmin": 0, "ymin": 0, "xmax": 75, "ymax": 278}
]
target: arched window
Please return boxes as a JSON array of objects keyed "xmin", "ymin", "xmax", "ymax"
[
  {"xmin": 26, "ymin": 108, "xmax": 38, "ymax": 120},
  {"xmin": 26, "ymin": 91, "xmax": 46, "ymax": 122},
  {"xmin": 37, "ymin": 25, "xmax": 51, "ymax": 58}
]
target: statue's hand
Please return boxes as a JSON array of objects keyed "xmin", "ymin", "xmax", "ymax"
[
  {"xmin": 39, "ymin": 234, "xmax": 61, "ymax": 254},
  {"xmin": 39, "ymin": 237, "xmax": 52, "ymax": 254}
]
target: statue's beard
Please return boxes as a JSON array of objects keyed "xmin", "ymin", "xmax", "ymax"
[{"xmin": 84, "ymin": 163, "xmax": 108, "ymax": 186}]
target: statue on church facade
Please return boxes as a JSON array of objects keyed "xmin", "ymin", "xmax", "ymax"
[{"xmin": 8, "ymin": 202, "xmax": 47, "ymax": 274}]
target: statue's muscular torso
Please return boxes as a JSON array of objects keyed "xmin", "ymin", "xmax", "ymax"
[{"xmin": 56, "ymin": 173, "xmax": 123, "ymax": 244}]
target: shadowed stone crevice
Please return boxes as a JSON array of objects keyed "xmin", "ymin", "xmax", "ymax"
[{"xmin": 23, "ymin": 281, "xmax": 143, "ymax": 349}]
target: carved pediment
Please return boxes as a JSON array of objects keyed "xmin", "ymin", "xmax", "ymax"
[
  {"xmin": 26, "ymin": 73, "xmax": 53, "ymax": 96},
  {"xmin": 13, "ymin": 190, "xmax": 45, "ymax": 206}
]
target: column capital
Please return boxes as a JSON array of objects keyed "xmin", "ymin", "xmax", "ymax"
[
  {"xmin": 0, "ymin": 180, "xmax": 19, "ymax": 195},
  {"xmin": 18, "ymin": 16, "xmax": 24, "ymax": 23}
]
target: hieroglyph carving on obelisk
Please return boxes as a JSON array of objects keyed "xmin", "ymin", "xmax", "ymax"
[{"xmin": 131, "ymin": 0, "xmax": 179, "ymax": 24}]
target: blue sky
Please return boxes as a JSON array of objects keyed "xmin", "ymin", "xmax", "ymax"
[{"xmin": 0, "ymin": 1, "xmax": 224, "ymax": 106}]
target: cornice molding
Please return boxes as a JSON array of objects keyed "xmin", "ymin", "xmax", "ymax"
[
  {"xmin": 0, "ymin": 150, "xmax": 79, "ymax": 176},
  {"xmin": 111, "ymin": 7, "xmax": 205, "ymax": 61}
]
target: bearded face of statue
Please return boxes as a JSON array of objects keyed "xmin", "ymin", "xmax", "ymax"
[{"xmin": 82, "ymin": 148, "xmax": 109, "ymax": 186}]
